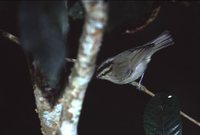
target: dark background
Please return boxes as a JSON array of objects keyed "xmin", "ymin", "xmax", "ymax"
[{"xmin": 0, "ymin": 1, "xmax": 199, "ymax": 135}]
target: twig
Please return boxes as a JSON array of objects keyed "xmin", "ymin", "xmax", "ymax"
[
  {"xmin": 0, "ymin": 29, "xmax": 20, "ymax": 44},
  {"xmin": 0, "ymin": 29, "xmax": 77, "ymax": 64},
  {"xmin": 65, "ymin": 58, "xmax": 76, "ymax": 63},
  {"xmin": 131, "ymin": 81, "xmax": 200, "ymax": 127},
  {"xmin": 58, "ymin": 1, "xmax": 108, "ymax": 135},
  {"xmin": 122, "ymin": 6, "xmax": 160, "ymax": 35},
  {"xmin": 180, "ymin": 111, "xmax": 200, "ymax": 127}
]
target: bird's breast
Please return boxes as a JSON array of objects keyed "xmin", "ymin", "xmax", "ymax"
[{"xmin": 127, "ymin": 62, "xmax": 147, "ymax": 83}]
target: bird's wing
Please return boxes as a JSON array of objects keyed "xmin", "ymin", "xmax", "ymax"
[
  {"xmin": 111, "ymin": 47, "xmax": 144, "ymax": 80},
  {"xmin": 111, "ymin": 57, "xmax": 133, "ymax": 81},
  {"xmin": 130, "ymin": 45, "xmax": 154, "ymax": 66},
  {"xmin": 113, "ymin": 44, "xmax": 154, "ymax": 67}
]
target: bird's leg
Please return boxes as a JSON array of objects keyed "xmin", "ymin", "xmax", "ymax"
[
  {"xmin": 136, "ymin": 72, "xmax": 145, "ymax": 90},
  {"xmin": 130, "ymin": 72, "xmax": 145, "ymax": 91},
  {"xmin": 130, "ymin": 81, "xmax": 140, "ymax": 91}
]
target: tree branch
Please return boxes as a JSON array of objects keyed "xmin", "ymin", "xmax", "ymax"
[
  {"xmin": 57, "ymin": 1, "xmax": 108, "ymax": 135},
  {"xmin": 0, "ymin": 28, "xmax": 63, "ymax": 135},
  {"xmin": 131, "ymin": 81, "xmax": 200, "ymax": 127},
  {"xmin": 0, "ymin": 1, "xmax": 107, "ymax": 135},
  {"xmin": 122, "ymin": 6, "xmax": 160, "ymax": 35}
]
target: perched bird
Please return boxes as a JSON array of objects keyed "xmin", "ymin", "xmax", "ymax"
[
  {"xmin": 18, "ymin": 1, "xmax": 69, "ymax": 102},
  {"xmin": 96, "ymin": 31, "xmax": 174, "ymax": 85}
]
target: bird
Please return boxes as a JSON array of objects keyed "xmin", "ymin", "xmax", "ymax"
[{"xmin": 96, "ymin": 31, "xmax": 174, "ymax": 86}]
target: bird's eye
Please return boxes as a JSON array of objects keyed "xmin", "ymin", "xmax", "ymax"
[{"xmin": 97, "ymin": 58, "xmax": 113, "ymax": 78}]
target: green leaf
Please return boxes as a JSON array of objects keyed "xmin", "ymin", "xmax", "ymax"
[{"xmin": 144, "ymin": 92, "xmax": 182, "ymax": 135}]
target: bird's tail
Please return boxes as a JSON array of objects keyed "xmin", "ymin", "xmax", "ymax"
[{"xmin": 150, "ymin": 30, "xmax": 174, "ymax": 52}]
